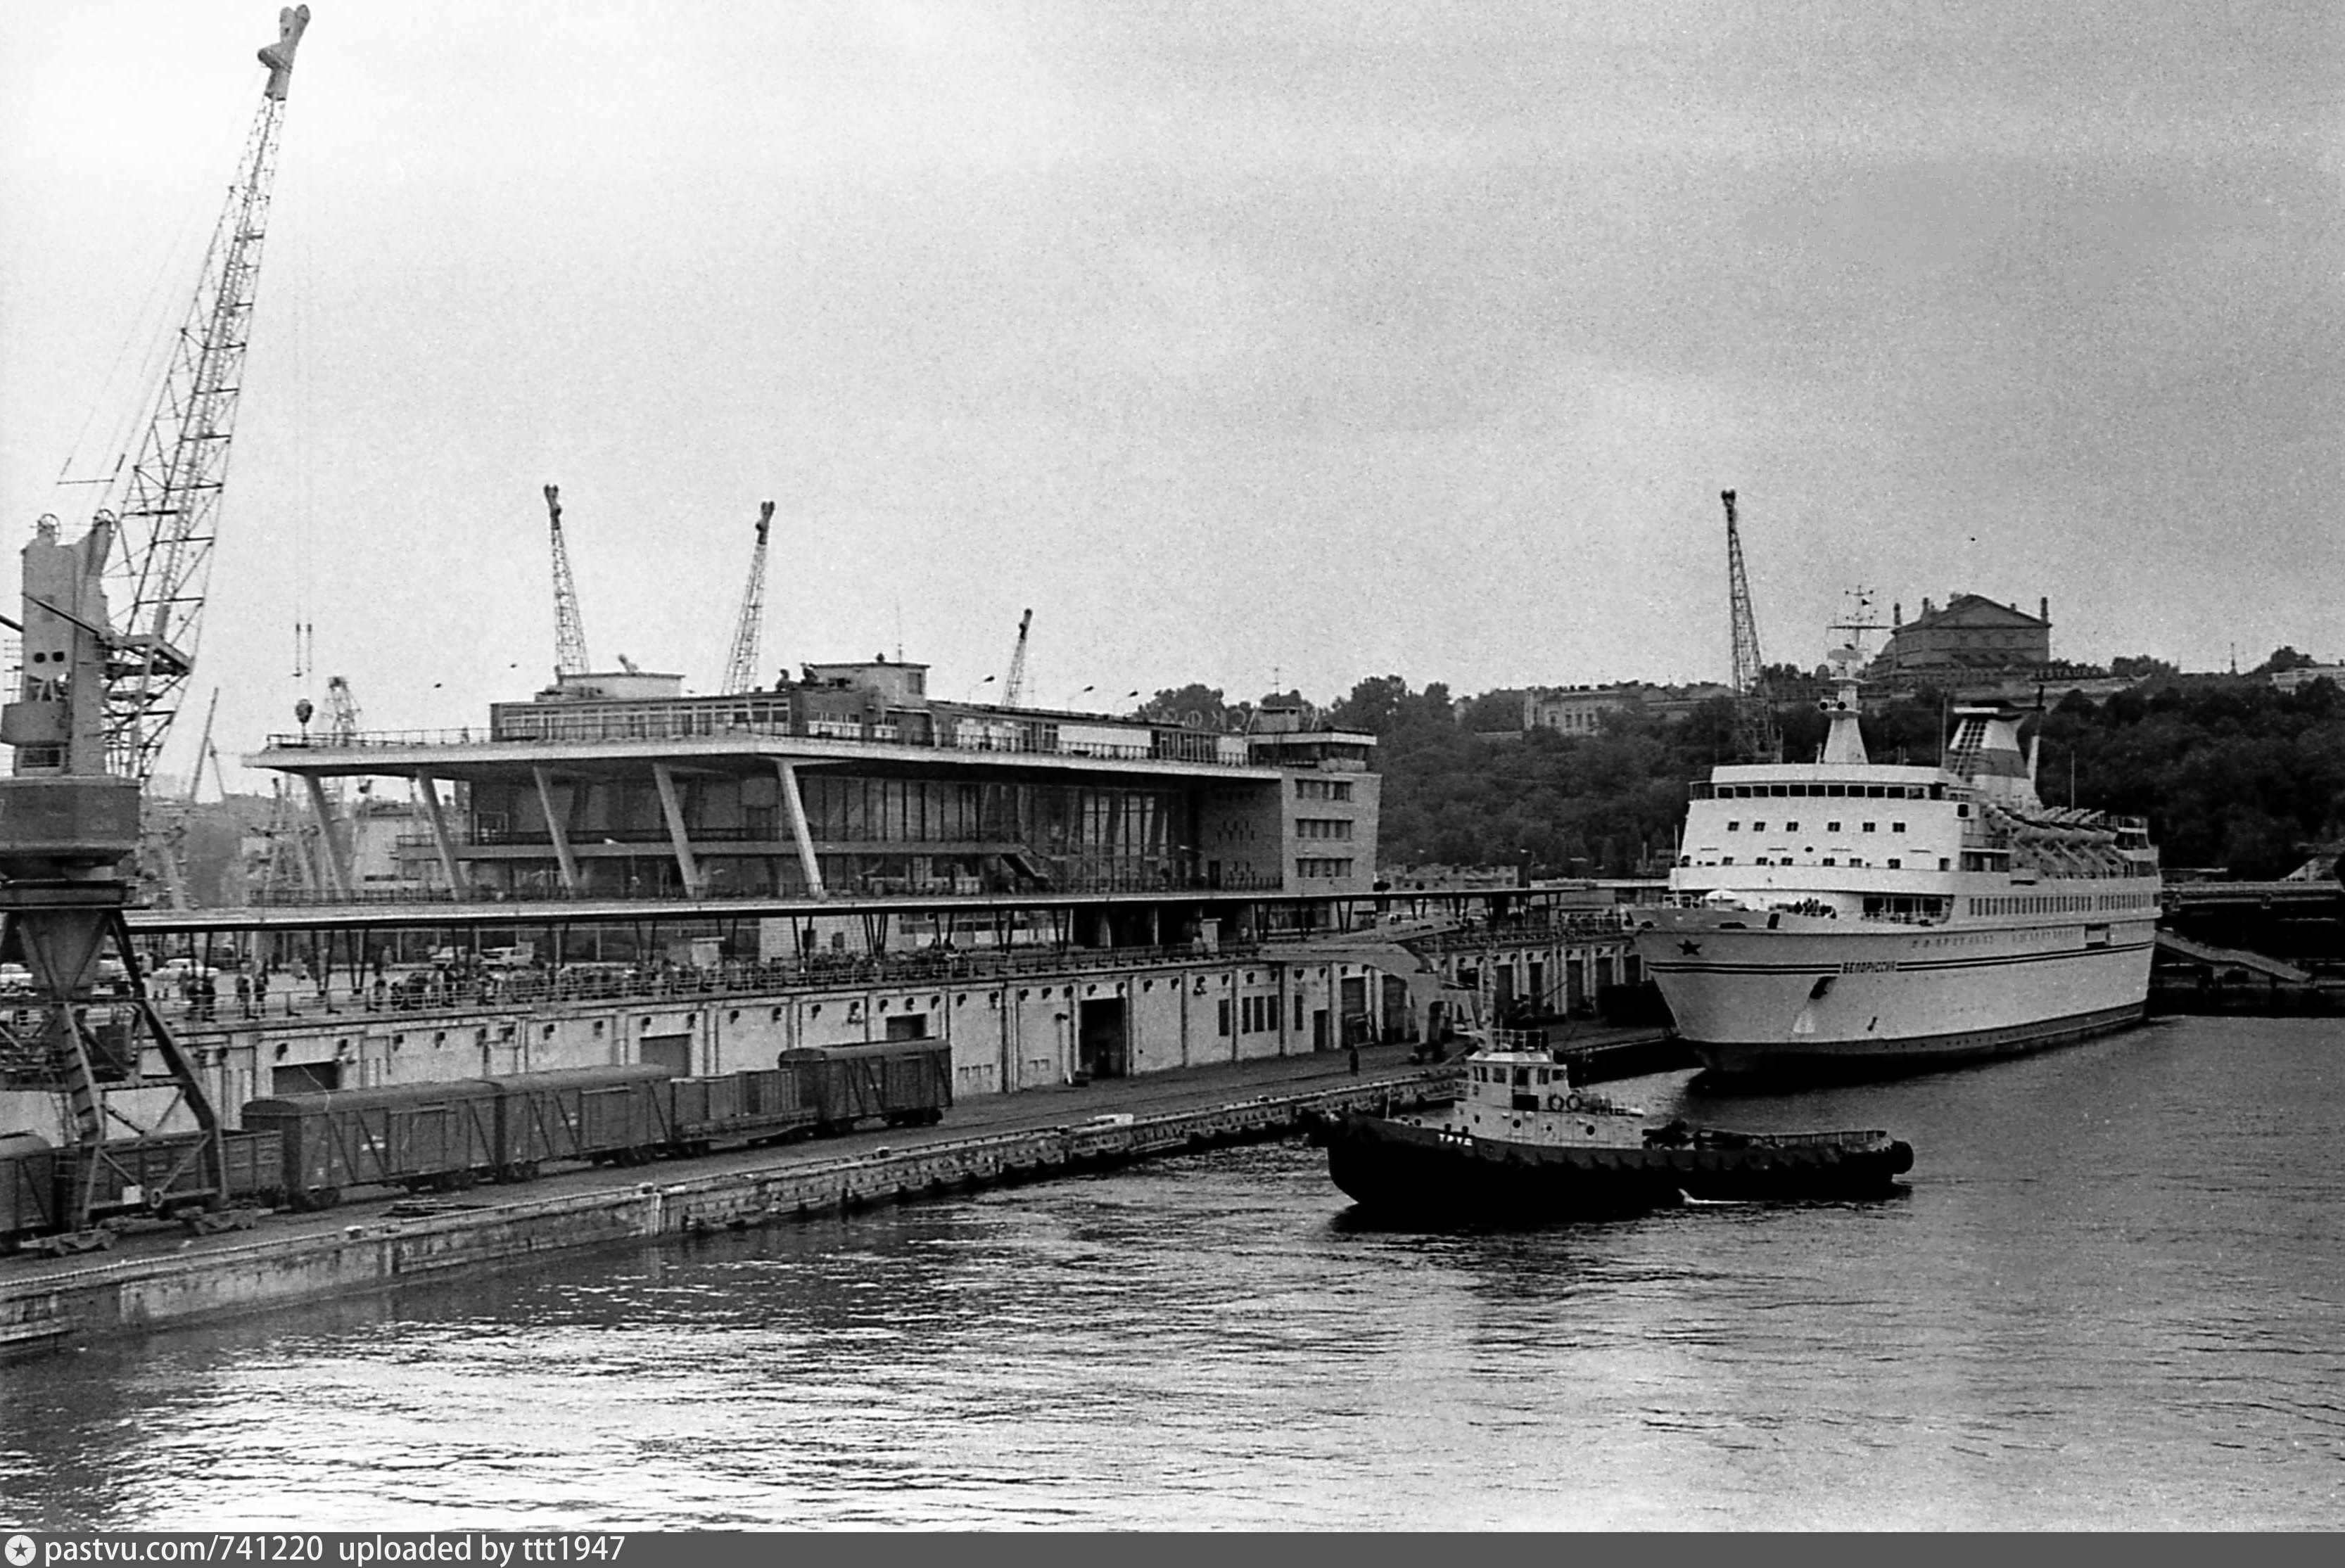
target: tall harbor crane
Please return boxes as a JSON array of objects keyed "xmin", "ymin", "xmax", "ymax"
[
  {"xmin": 324, "ymin": 673, "xmax": 361, "ymax": 743},
  {"xmin": 98, "ymin": 6, "xmax": 311, "ymax": 785},
  {"xmin": 1003, "ymin": 608, "xmax": 1034, "ymax": 708},
  {"xmin": 544, "ymin": 483, "xmax": 591, "ymax": 679},
  {"xmin": 1723, "ymin": 490, "xmax": 1781, "ymax": 763},
  {"xmin": 0, "ymin": 7, "xmax": 313, "ymax": 1249},
  {"xmin": 151, "ymin": 689, "xmax": 225, "ymax": 909},
  {"xmin": 721, "ymin": 502, "xmax": 775, "ymax": 694}
]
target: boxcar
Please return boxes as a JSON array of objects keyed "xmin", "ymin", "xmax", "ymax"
[
  {"xmin": 783, "ymin": 1041, "xmax": 951, "ymax": 1133},
  {"xmin": 669, "ymin": 1067, "xmax": 815, "ymax": 1154},
  {"xmin": 485, "ymin": 1064, "xmax": 675, "ymax": 1174},
  {"xmin": 75, "ymin": 1129, "xmax": 286, "ymax": 1220},
  {"xmin": 0, "ymin": 1130, "xmax": 58, "ymax": 1247},
  {"xmin": 243, "ymin": 1080, "xmax": 502, "ymax": 1210}
]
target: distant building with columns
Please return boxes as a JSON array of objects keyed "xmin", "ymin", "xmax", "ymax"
[{"xmin": 1874, "ymin": 594, "xmax": 2053, "ymax": 675}]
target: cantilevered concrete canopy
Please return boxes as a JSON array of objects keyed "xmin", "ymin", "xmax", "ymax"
[{"xmin": 245, "ymin": 732, "xmax": 1280, "ymax": 785}]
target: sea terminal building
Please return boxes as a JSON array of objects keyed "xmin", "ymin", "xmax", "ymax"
[{"xmin": 1, "ymin": 663, "xmax": 1644, "ymax": 1140}]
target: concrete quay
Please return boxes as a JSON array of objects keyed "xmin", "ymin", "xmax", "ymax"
[{"xmin": 0, "ymin": 1028, "xmax": 1666, "ymax": 1358}]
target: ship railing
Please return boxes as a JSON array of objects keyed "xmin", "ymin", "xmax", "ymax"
[{"xmin": 1736, "ymin": 1128, "xmax": 1890, "ymax": 1149}]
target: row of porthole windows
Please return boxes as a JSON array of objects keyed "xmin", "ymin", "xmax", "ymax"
[{"xmin": 1727, "ymin": 820, "xmax": 1904, "ymax": 834}]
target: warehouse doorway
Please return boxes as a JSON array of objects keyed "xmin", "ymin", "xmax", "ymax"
[
  {"xmin": 1077, "ymin": 998, "xmax": 1128, "ymax": 1079},
  {"xmin": 639, "ymin": 1033, "xmax": 692, "ymax": 1077}
]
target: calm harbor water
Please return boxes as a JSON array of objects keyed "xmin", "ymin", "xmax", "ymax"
[{"xmin": 4, "ymin": 1014, "xmax": 2341, "ymax": 1530}]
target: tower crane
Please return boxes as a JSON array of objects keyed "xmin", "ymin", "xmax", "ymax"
[
  {"xmin": 151, "ymin": 689, "xmax": 224, "ymax": 909},
  {"xmin": 324, "ymin": 673, "xmax": 361, "ymax": 742},
  {"xmin": 721, "ymin": 502, "xmax": 775, "ymax": 694},
  {"xmin": 544, "ymin": 484, "xmax": 592, "ymax": 680},
  {"xmin": 1723, "ymin": 490, "xmax": 1781, "ymax": 763},
  {"xmin": 0, "ymin": 8, "xmax": 314, "ymax": 1248},
  {"xmin": 98, "ymin": 6, "xmax": 312, "ymax": 785},
  {"xmin": 1003, "ymin": 608, "xmax": 1034, "ymax": 708}
]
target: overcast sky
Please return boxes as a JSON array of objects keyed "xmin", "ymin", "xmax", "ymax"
[{"xmin": 2, "ymin": 1, "xmax": 2337, "ymax": 789}]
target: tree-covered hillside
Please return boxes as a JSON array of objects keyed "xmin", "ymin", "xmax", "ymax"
[{"xmin": 1278, "ymin": 673, "xmax": 2345, "ymax": 880}]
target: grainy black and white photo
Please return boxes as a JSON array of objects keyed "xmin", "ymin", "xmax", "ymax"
[{"xmin": 1, "ymin": 0, "xmax": 2339, "ymax": 1534}]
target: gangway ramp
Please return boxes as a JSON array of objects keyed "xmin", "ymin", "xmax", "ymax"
[{"xmin": 2154, "ymin": 930, "xmax": 2310, "ymax": 985}]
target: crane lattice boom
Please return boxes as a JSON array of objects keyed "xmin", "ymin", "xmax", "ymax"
[
  {"xmin": 186, "ymin": 690, "xmax": 221, "ymax": 804},
  {"xmin": 100, "ymin": 5, "xmax": 310, "ymax": 784},
  {"xmin": 1723, "ymin": 489, "xmax": 1780, "ymax": 763},
  {"xmin": 544, "ymin": 484, "xmax": 591, "ymax": 678},
  {"xmin": 721, "ymin": 502, "xmax": 775, "ymax": 694},
  {"xmin": 324, "ymin": 674, "xmax": 361, "ymax": 742},
  {"xmin": 1003, "ymin": 608, "xmax": 1033, "ymax": 708}
]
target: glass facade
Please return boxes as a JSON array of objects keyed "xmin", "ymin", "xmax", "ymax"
[{"xmin": 465, "ymin": 772, "xmax": 1192, "ymax": 898}]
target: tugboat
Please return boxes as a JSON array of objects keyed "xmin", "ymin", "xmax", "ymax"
[{"xmin": 1319, "ymin": 1030, "xmax": 1913, "ymax": 1222}]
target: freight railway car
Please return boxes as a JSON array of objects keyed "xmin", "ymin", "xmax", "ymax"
[
  {"xmin": 0, "ymin": 1131, "xmax": 56, "ymax": 1247},
  {"xmin": 669, "ymin": 1066, "xmax": 815, "ymax": 1156},
  {"xmin": 785, "ymin": 1043, "xmax": 951, "ymax": 1131},
  {"xmin": 2, "ymin": 1043, "xmax": 953, "ymax": 1242},
  {"xmin": 247, "ymin": 1043, "xmax": 951, "ymax": 1211},
  {"xmin": 0, "ymin": 1128, "xmax": 284, "ymax": 1252}
]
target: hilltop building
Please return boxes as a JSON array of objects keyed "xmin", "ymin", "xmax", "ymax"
[
  {"xmin": 1521, "ymin": 681, "xmax": 1736, "ymax": 736},
  {"xmin": 1874, "ymin": 594, "xmax": 2052, "ymax": 675}
]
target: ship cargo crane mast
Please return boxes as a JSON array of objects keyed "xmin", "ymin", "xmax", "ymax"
[
  {"xmin": 543, "ymin": 484, "xmax": 591, "ymax": 679},
  {"xmin": 1003, "ymin": 608, "xmax": 1033, "ymax": 708},
  {"xmin": 1724, "ymin": 489, "xmax": 1780, "ymax": 763},
  {"xmin": 101, "ymin": 6, "xmax": 311, "ymax": 785},
  {"xmin": 720, "ymin": 502, "xmax": 775, "ymax": 694}
]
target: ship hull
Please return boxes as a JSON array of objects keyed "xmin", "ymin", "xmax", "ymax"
[
  {"xmin": 1321, "ymin": 1113, "xmax": 1912, "ymax": 1221},
  {"xmin": 1634, "ymin": 909, "xmax": 2154, "ymax": 1080}
]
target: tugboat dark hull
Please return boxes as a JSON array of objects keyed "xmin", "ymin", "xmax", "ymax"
[{"xmin": 1321, "ymin": 1113, "xmax": 1913, "ymax": 1223}]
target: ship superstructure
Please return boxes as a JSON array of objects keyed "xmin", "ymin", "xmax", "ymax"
[{"xmin": 1632, "ymin": 666, "xmax": 2159, "ymax": 1076}]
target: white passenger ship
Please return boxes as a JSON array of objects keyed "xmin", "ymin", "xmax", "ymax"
[{"xmin": 1632, "ymin": 665, "xmax": 2161, "ymax": 1078}]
